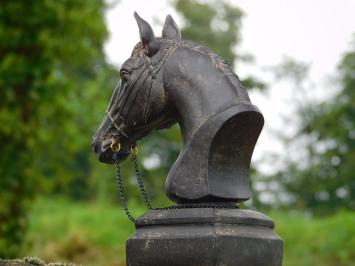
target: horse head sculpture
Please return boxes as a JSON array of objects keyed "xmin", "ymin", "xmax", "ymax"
[{"xmin": 92, "ymin": 12, "xmax": 264, "ymax": 203}]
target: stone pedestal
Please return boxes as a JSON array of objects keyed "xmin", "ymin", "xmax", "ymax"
[{"xmin": 126, "ymin": 208, "xmax": 283, "ymax": 266}]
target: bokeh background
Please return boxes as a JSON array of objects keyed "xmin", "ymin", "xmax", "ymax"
[{"xmin": 0, "ymin": 0, "xmax": 354, "ymax": 265}]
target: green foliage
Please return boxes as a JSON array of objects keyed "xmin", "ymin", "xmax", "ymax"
[
  {"xmin": 1, "ymin": 0, "xmax": 351, "ymax": 263},
  {"xmin": 174, "ymin": 0, "xmax": 264, "ymax": 89},
  {"xmin": 22, "ymin": 198, "xmax": 142, "ymax": 266},
  {"xmin": 0, "ymin": 0, "xmax": 115, "ymax": 257},
  {"xmin": 274, "ymin": 37, "xmax": 355, "ymax": 214},
  {"xmin": 175, "ymin": 0, "xmax": 244, "ymax": 66},
  {"xmin": 270, "ymin": 211, "xmax": 355, "ymax": 266},
  {"xmin": 0, "ymin": 4, "xmax": 268, "ymax": 250},
  {"xmin": 22, "ymin": 198, "xmax": 355, "ymax": 266}
]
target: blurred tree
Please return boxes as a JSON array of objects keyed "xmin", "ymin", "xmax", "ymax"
[
  {"xmin": 249, "ymin": 57, "xmax": 311, "ymax": 210},
  {"xmin": 175, "ymin": 0, "xmax": 243, "ymax": 66},
  {"xmin": 291, "ymin": 37, "xmax": 355, "ymax": 213},
  {"xmin": 270, "ymin": 37, "xmax": 355, "ymax": 214},
  {"xmin": 174, "ymin": 0, "xmax": 265, "ymax": 89},
  {"xmin": 0, "ymin": 0, "xmax": 271, "ymax": 257},
  {"xmin": 0, "ymin": 0, "xmax": 115, "ymax": 257}
]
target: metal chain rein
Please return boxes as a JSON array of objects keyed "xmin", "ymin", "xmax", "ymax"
[
  {"xmin": 113, "ymin": 151, "xmax": 239, "ymax": 223},
  {"xmin": 131, "ymin": 152, "xmax": 153, "ymax": 210},
  {"xmin": 113, "ymin": 154, "xmax": 136, "ymax": 223}
]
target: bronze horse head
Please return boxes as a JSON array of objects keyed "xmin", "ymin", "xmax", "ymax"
[
  {"xmin": 92, "ymin": 13, "xmax": 264, "ymax": 203},
  {"xmin": 92, "ymin": 13, "xmax": 180, "ymax": 163}
]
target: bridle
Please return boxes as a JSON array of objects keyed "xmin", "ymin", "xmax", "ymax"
[
  {"xmin": 103, "ymin": 42, "xmax": 239, "ymax": 223},
  {"xmin": 105, "ymin": 42, "xmax": 178, "ymax": 151}
]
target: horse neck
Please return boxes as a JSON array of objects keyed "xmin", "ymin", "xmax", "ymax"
[
  {"xmin": 174, "ymin": 86, "xmax": 237, "ymax": 145},
  {"xmin": 164, "ymin": 47, "xmax": 250, "ymax": 145}
]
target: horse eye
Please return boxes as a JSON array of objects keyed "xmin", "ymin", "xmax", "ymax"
[
  {"xmin": 120, "ymin": 69, "xmax": 130, "ymax": 82},
  {"xmin": 121, "ymin": 73, "xmax": 128, "ymax": 82}
]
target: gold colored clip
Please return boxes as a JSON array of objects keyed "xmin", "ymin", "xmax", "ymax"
[
  {"xmin": 130, "ymin": 146, "xmax": 139, "ymax": 155},
  {"xmin": 110, "ymin": 141, "xmax": 121, "ymax": 152}
]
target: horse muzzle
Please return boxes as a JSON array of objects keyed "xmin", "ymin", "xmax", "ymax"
[{"xmin": 92, "ymin": 136, "xmax": 131, "ymax": 164}]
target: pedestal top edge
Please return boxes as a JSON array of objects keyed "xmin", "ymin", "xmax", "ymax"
[{"xmin": 135, "ymin": 208, "xmax": 274, "ymax": 228}]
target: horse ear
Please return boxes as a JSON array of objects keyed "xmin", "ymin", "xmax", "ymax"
[
  {"xmin": 134, "ymin": 12, "xmax": 159, "ymax": 56},
  {"xmin": 162, "ymin": 15, "xmax": 181, "ymax": 39}
]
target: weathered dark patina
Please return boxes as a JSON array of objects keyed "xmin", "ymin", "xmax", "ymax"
[
  {"xmin": 92, "ymin": 13, "xmax": 283, "ymax": 265},
  {"xmin": 92, "ymin": 12, "xmax": 263, "ymax": 204},
  {"xmin": 127, "ymin": 208, "xmax": 283, "ymax": 266}
]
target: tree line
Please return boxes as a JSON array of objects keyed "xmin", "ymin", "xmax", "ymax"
[{"xmin": 0, "ymin": 0, "xmax": 353, "ymax": 258}]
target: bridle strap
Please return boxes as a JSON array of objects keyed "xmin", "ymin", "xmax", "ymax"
[
  {"xmin": 114, "ymin": 66, "xmax": 147, "ymax": 115},
  {"xmin": 106, "ymin": 110, "xmax": 128, "ymax": 137},
  {"xmin": 107, "ymin": 43, "xmax": 178, "ymax": 138}
]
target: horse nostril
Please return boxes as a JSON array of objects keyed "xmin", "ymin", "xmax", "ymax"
[
  {"xmin": 102, "ymin": 140, "xmax": 112, "ymax": 150},
  {"xmin": 101, "ymin": 138, "xmax": 115, "ymax": 152}
]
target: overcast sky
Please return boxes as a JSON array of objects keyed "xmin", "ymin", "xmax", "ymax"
[{"xmin": 104, "ymin": 0, "xmax": 355, "ymax": 173}]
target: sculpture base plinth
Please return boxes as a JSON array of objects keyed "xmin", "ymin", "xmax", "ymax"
[{"xmin": 126, "ymin": 208, "xmax": 283, "ymax": 266}]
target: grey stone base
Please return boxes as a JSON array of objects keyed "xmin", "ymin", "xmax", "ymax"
[{"xmin": 126, "ymin": 208, "xmax": 283, "ymax": 266}]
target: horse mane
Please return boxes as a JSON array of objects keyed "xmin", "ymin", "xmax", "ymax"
[{"xmin": 132, "ymin": 38, "xmax": 250, "ymax": 102}]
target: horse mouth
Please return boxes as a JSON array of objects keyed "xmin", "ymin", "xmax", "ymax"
[
  {"xmin": 96, "ymin": 138, "xmax": 132, "ymax": 164},
  {"xmin": 94, "ymin": 116, "xmax": 173, "ymax": 164},
  {"xmin": 98, "ymin": 148, "xmax": 130, "ymax": 164}
]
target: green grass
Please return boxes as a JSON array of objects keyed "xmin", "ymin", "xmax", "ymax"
[
  {"xmin": 21, "ymin": 198, "xmax": 146, "ymax": 266},
  {"xmin": 269, "ymin": 210, "xmax": 355, "ymax": 266},
  {"xmin": 21, "ymin": 198, "xmax": 355, "ymax": 266}
]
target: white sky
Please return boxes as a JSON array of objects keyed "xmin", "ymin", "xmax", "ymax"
[{"xmin": 104, "ymin": 0, "xmax": 355, "ymax": 174}]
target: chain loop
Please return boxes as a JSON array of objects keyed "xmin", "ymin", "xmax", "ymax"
[
  {"xmin": 113, "ymin": 154, "xmax": 136, "ymax": 223},
  {"xmin": 113, "ymin": 149, "xmax": 238, "ymax": 223},
  {"xmin": 154, "ymin": 202, "xmax": 238, "ymax": 210},
  {"xmin": 131, "ymin": 152, "xmax": 154, "ymax": 210}
]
